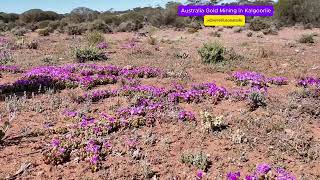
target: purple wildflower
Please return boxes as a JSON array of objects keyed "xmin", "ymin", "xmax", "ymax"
[
  {"xmin": 256, "ymin": 163, "xmax": 271, "ymax": 174},
  {"xmin": 297, "ymin": 77, "xmax": 320, "ymax": 88},
  {"xmin": 51, "ymin": 138, "xmax": 60, "ymax": 148},
  {"xmin": 227, "ymin": 172, "xmax": 241, "ymax": 180},
  {"xmin": 196, "ymin": 170, "xmax": 204, "ymax": 180},
  {"xmin": 90, "ymin": 154, "xmax": 99, "ymax": 164},
  {"xmin": 127, "ymin": 139, "xmax": 138, "ymax": 149},
  {"xmin": 63, "ymin": 110, "xmax": 78, "ymax": 117},
  {"xmin": 97, "ymin": 42, "xmax": 108, "ymax": 49},
  {"xmin": 245, "ymin": 175, "xmax": 257, "ymax": 180},
  {"xmin": 58, "ymin": 147, "xmax": 66, "ymax": 153},
  {"xmin": 275, "ymin": 168, "xmax": 296, "ymax": 180},
  {"xmin": 178, "ymin": 110, "xmax": 195, "ymax": 121}
]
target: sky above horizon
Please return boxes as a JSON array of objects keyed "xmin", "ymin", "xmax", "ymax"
[{"xmin": 0, "ymin": 0, "xmax": 237, "ymax": 14}]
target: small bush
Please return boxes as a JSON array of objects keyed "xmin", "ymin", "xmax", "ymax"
[
  {"xmin": 233, "ymin": 27, "xmax": 243, "ymax": 33},
  {"xmin": 258, "ymin": 48, "xmax": 274, "ymax": 58},
  {"xmin": 37, "ymin": 28, "xmax": 50, "ymax": 36},
  {"xmin": 56, "ymin": 21, "xmax": 68, "ymax": 33},
  {"xmin": 198, "ymin": 41, "xmax": 225, "ymax": 64},
  {"xmin": 248, "ymin": 91, "xmax": 267, "ymax": 111},
  {"xmin": 200, "ymin": 111, "xmax": 225, "ymax": 132},
  {"xmin": 133, "ymin": 20, "xmax": 143, "ymax": 31},
  {"xmin": 147, "ymin": 36, "xmax": 157, "ymax": 45},
  {"xmin": 48, "ymin": 21, "xmax": 61, "ymax": 32},
  {"xmin": 117, "ymin": 21, "xmax": 134, "ymax": 32},
  {"xmin": 3, "ymin": 22, "xmax": 16, "ymax": 32},
  {"xmin": 247, "ymin": 31, "xmax": 253, "ymax": 37},
  {"xmin": 26, "ymin": 23, "xmax": 38, "ymax": 32},
  {"xmin": 256, "ymin": 32, "xmax": 264, "ymax": 38},
  {"xmin": 67, "ymin": 24, "xmax": 84, "ymax": 35},
  {"xmin": 0, "ymin": 49, "xmax": 13, "ymax": 64},
  {"xmin": 223, "ymin": 48, "xmax": 245, "ymax": 62},
  {"xmin": 26, "ymin": 40, "xmax": 38, "ymax": 49},
  {"xmin": 11, "ymin": 38, "xmax": 25, "ymax": 50},
  {"xmin": 0, "ymin": 113, "xmax": 16, "ymax": 143},
  {"xmin": 288, "ymin": 87, "xmax": 320, "ymax": 118},
  {"xmin": 36, "ymin": 20, "xmax": 51, "ymax": 29},
  {"xmin": 262, "ymin": 26, "xmax": 278, "ymax": 35},
  {"xmin": 187, "ymin": 27, "xmax": 198, "ymax": 34},
  {"xmin": 88, "ymin": 19, "xmax": 112, "ymax": 33},
  {"xmin": 0, "ymin": 21, "xmax": 6, "ymax": 32},
  {"xmin": 174, "ymin": 51, "xmax": 189, "ymax": 59},
  {"xmin": 11, "ymin": 27, "xmax": 27, "ymax": 36},
  {"xmin": 41, "ymin": 55, "xmax": 58, "ymax": 65},
  {"xmin": 188, "ymin": 21, "xmax": 202, "ymax": 30},
  {"xmin": 181, "ymin": 151, "xmax": 211, "ymax": 171},
  {"xmin": 209, "ymin": 31, "xmax": 221, "ymax": 37},
  {"xmin": 85, "ymin": 30, "xmax": 105, "ymax": 46},
  {"xmin": 249, "ymin": 18, "xmax": 270, "ymax": 31},
  {"xmin": 74, "ymin": 47, "xmax": 108, "ymax": 63},
  {"xmin": 173, "ymin": 17, "xmax": 190, "ymax": 28},
  {"xmin": 304, "ymin": 23, "xmax": 313, "ymax": 30},
  {"xmin": 298, "ymin": 34, "xmax": 315, "ymax": 44}
]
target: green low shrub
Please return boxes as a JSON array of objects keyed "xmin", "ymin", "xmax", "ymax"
[
  {"xmin": 248, "ymin": 91, "xmax": 267, "ymax": 111},
  {"xmin": 37, "ymin": 28, "xmax": 50, "ymax": 36},
  {"xmin": 11, "ymin": 27, "xmax": 27, "ymax": 36},
  {"xmin": 181, "ymin": 151, "xmax": 211, "ymax": 171},
  {"xmin": 48, "ymin": 21, "xmax": 61, "ymax": 32},
  {"xmin": 275, "ymin": 0, "xmax": 320, "ymax": 27},
  {"xmin": 117, "ymin": 21, "xmax": 134, "ymax": 32},
  {"xmin": 198, "ymin": 41, "xmax": 225, "ymax": 64},
  {"xmin": 88, "ymin": 19, "xmax": 112, "ymax": 33},
  {"xmin": 298, "ymin": 34, "xmax": 315, "ymax": 44},
  {"xmin": 249, "ymin": 17, "xmax": 270, "ymax": 31},
  {"xmin": 36, "ymin": 20, "xmax": 51, "ymax": 29},
  {"xmin": 67, "ymin": 24, "xmax": 85, "ymax": 35},
  {"xmin": 74, "ymin": 47, "xmax": 108, "ymax": 63}
]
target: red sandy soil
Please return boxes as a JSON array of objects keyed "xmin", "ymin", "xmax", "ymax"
[{"xmin": 0, "ymin": 26, "xmax": 319, "ymax": 179}]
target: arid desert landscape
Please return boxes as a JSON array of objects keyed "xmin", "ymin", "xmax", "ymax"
[{"xmin": 0, "ymin": 0, "xmax": 320, "ymax": 179}]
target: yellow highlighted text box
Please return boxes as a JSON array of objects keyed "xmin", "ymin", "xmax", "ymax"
[{"xmin": 204, "ymin": 15, "xmax": 245, "ymax": 27}]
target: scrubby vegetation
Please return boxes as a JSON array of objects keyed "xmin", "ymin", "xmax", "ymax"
[
  {"xmin": 298, "ymin": 34, "xmax": 316, "ymax": 44},
  {"xmin": 198, "ymin": 41, "xmax": 225, "ymax": 64},
  {"xmin": 37, "ymin": 28, "xmax": 50, "ymax": 36},
  {"xmin": 275, "ymin": 0, "xmax": 320, "ymax": 27},
  {"xmin": 0, "ymin": 0, "xmax": 319, "ymax": 36},
  {"xmin": 0, "ymin": 0, "xmax": 320, "ymax": 179},
  {"xmin": 73, "ymin": 47, "xmax": 108, "ymax": 62},
  {"xmin": 181, "ymin": 151, "xmax": 211, "ymax": 171},
  {"xmin": 84, "ymin": 30, "xmax": 105, "ymax": 46}
]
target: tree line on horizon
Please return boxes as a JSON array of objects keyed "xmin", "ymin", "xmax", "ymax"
[{"xmin": 0, "ymin": 0, "xmax": 319, "ymax": 34}]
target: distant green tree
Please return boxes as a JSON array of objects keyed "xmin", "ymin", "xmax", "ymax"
[
  {"xmin": 20, "ymin": 9, "xmax": 61, "ymax": 23},
  {"xmin": 0, "ymin": 13, "xmax": 19, "ymax": 23},
  {"xmin": 275, "ymin": 0, "xmax": 320, "ymax": 25},
  {"xmin": 187, "ymin": 0, "xmax": 222, "ymax": 5},
  {"xmin": 68, "ymin": 7, "xmax": 99, "ymax": 23},
  {"xmin": 237, "ymin": 0, "xmax": 274, "ymax": 5}
]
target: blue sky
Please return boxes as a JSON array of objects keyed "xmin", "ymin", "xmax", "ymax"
[{"xmin": 0, "ymin": 0, "xmax": 236, "ymax": 14}]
